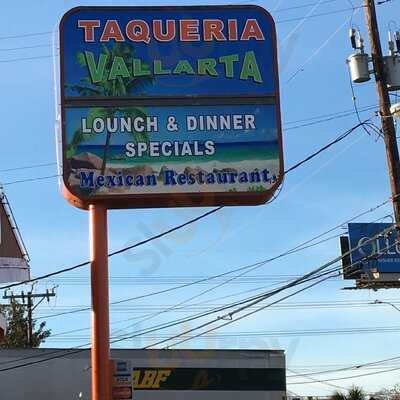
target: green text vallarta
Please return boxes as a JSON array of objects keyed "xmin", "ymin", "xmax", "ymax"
[{"xmin": 84, "ymin": 50, "xmax": 263, "ymax": 84}]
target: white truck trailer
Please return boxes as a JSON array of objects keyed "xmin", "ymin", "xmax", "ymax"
[{"xmin": 0, "ymin": 348, "xmax": 286, "ymax": 400}]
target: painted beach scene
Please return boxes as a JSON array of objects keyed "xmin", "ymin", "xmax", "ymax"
[
  {"xmin": 62, "ymin": 43, "xmax": 282, "ymax": 197},
  {"xmin": 64, "ymin": 103, "xmax": 281, "ymax": 197}
]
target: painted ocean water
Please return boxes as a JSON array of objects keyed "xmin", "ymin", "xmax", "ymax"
[{"xmin": 75, "ymin": 141, "xmax": 279, "ymax": 165}]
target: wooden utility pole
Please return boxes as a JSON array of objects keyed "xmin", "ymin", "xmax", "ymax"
[
  {"xmin": 3, "ymin": 289, "xmax": 56, "ymax": 347},
  {"xmin": 364, "ymin": 0, "xmax": 400, "ymax": 230},
  {"xmin": 27, "ymin": 294, "xmax": 33, "ymax": 347}
]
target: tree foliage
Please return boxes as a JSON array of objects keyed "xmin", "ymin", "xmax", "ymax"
[
  {"xmin": 330, "ymin": 391, "xmax": 348, "ymax": 400},
  {"xmin": 0, "ymin": 300, "xmax": 51, "ymax": 348},
  {"xmin": 372, "ymin": 384, "xmax": 400, "ymax": 400},
  {"xmin": 330, "ymin": 386, "xmax": 365, "ymax": 400}
]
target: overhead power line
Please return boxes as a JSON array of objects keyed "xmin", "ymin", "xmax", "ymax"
[
  {"xmin": 149, "ymin": 273, "xmax": 341, "ymax": 349},
  {"xmin": 287, "ymin": 367, "xmax": 348, "ymax": 390},
  {"xmin": 141, "ymin": 226, "xmax": 398, "ymax": 349},
  {"xmin": 276, "ymin": 6, "xmax": 365, "ymax": 24},
  {"xmin": 0, "ymin": 162, "xmax": 56, "ymax": 172},
  {"xmin": 36, "ymin": 213, "xmax": 391, "ymax": 338},
  {"xmin": 0, "ymin": 269, "xmax": 339, "ymax": 371},
  {"xmin": 0, "ymin": 206, "xmax": 222, "ymax": 291},
  {"xmin": 27, "ymin": 197, "xmax": 395, "ymax": 326},
  {"xmin": 0, "ymin": 31, "xmax": 52, "ymax": 40},
  {"xmin": 284, "ymin": 106, "xmax": 377, "ymax": 130},
  {"xmin": 287, "ymin": 354, "xmax": 400, "ymax": 378},
  {"xmin": 288, "ymin": 365, "xmax": 400, "ymax": 385},
  {"xmin": 0, "ymin": 225, "xmax": 396, "ymax": 371},
  {"xmin": 0, "ymin": 120, "xmax": 370, "ymax": 291},
  {"xmin": 284, "ymin": 104, "xmax": 376, "ymax": 125},
  {"xmin": 0, "ymin": 3, "xmax": 354, "ymax": 42},
  {"xmin": 285, "ymin": 120, "xmax": 366, "ymax": 173},
  {"xmin": 0, "ymin": 109, "xmax": 377, "ymax": 179},
  {"xmin": 34, "ymin": 196, "xmax": 391, "ymax": 323},
  {"xmin": 2, "ymin": 119, "xmax": 370, "ymax": 189},
  {"xmin": 48, "ymin": 324, "xmax": 400, "ymax": 341},
  {"xmin": 0, "ymin": 55, "xmax": 53, "ymax": 63},
  {"xmin": 1, "ymin": 174, "xmax": 59, "ymax": 186},
  {"xmin": 0, "ymin": 44, "xmax": 52, "ymax": 52},
  {"xmin": 274, "ymin": 0, "xmax": 341, "ymax": 12},
  {"xmin": 36, "ymin": 298, "xmax": 400, "ymax": 314},
  {"xmin": 0, "ymin": 0, "xmax": 393, "ymax": 56}
]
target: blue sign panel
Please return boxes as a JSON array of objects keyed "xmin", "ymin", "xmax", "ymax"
[
  {"xmin": 59, "ymin": 6, "xmax": 283, "ymax": 209},
  {"xmin": 60, "ymin": 6, "xmax": 278, "ymax": 98},
  {"xmin": 348, "ymin": 223, "xmax": 400, "ymax": 274}
]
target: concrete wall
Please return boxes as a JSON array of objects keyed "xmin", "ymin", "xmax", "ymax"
[{"xmin": 0, "ymin": 348, "xmax": 286, "ymax": 400}]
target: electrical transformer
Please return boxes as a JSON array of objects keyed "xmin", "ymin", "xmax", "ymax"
[{"xmin": 384, "ymin": 55, "xmax": 400, "ymax": 91}]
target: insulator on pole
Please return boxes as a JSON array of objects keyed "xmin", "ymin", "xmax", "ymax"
[
  {"xmin": 395, "ymin": 31, "xmax": 400, "ymax": 53},
  {"xmin": 350, "ymin": 28, "xmax": 358, "ymax": 49},
  {"xmin": 389, "ymin": 31, "xmax": 396, "ymax": 55}
]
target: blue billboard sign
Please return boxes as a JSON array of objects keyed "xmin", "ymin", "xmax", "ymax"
[
  {"xmin": 347, "ymin": 223, "xmax": 400, "ymax": 274},
  {"xmin": 59, "ymin": 6, "xmax": 283, "ymax": 209},
  {"xmin": 61, "ymin": 6, "xmax": 278, "ymax": 99}
]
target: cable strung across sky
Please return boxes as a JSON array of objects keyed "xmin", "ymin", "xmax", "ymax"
[{"xmin": 0, "ymin": 119, "xmax": 373, "ymax": 291}]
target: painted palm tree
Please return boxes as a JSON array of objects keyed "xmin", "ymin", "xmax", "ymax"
[{"xmin": 66, "ymin": 43, "xmax": 154, "ymax": 175}]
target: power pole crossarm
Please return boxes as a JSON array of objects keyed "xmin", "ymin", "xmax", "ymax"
[
  {"xmin": 27, "ymin": 293, "xmax": 33, "ymax": 347},
  {"xmin": 2, "ymin": 289, "xmax": 56, "ymax": 347},
  {"xmin": 364, "ymin": 0, "xmax": 400, "ymax": 232}
]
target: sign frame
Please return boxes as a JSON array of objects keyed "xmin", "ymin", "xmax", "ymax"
[
  {"xmin": 341, "ymin": 223, "xmax": 400, "ymax": 288},
  {"xmin": 59, "ymin": 5, "xmax": 284, "ymax": 210}
]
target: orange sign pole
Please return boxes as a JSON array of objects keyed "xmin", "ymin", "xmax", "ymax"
[{"xmin": 89, "ymin": 204, "xmax": 111, "ymax": 400}]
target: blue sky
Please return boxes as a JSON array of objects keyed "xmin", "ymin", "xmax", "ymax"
[{"xmin": 1, "ymin": 0, "xmax": 400, "ymax": 396}]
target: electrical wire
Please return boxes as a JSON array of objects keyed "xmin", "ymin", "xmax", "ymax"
[
  {"xmin": 288, "ymin": 365, "xmax": 400, "ymax": 385},
  {"xmin": 285, "ymin": 8, "xmax": 360, "ymax": 84},
  {"xmin": 276, "ymin": 6, "xmax": 365, "ymax": 24},
  {"xmin": 0, "ymin": 31, "xmax": 52, "ymax": 40},
  {"xmin": 39, "ymin": 212, "xmax": 390, "ymax": 339},
  {"xmin": 287, "ymin": 368, "xmax": 350, "ymax": 390},
  {"xmin": 0, "ymin": 105, "xmax": 377, "ymax": 177},
  {"xmin": 0, "ymin": 273, "xmax": 332, "ymax": 370},
  {"xmin": 285, "ymin": 120, "xmax": 366, "ymax": 173},
  {"xmin": 39, "ymin": 298, "xmax": 400, "ymax": 316},
  {"xmin": 141, "ymin": 228, "xmax": 398, "ymax": 349},
  {"xmin": 0, "ymin": 162, "xmax": 56, "ymax": 173},
  {"xmin": 0, "ymin": 226, "xmax": 396, "ymax": 371},
  {"xmin": 153, "ymin": 272, "xmax": 341, "ymax": 349},
  {"xmin": 0, "ymin": 120, "xmax": 371, "ymax": 292},
  {"xmin": 47, "ymin": 324, "xmax": 400, "ymax": 341},
  {"xmin": 284, "ymin": 104, "xmax": 377, "ymax": 125},
  {"xmin": 285, "ymin": 107, "xmax": 377, "ymax": 130},
  {"xmin": 6, "ymin": 115, "xmax": 373, "ymax": 182},
  {"xmin": 0, "ymin": 206, "xmax": 222, "ymax": 291},
  {"xmin": 33, "ymin": 196, "xmax": 392, "ymax": 323},
  {"xmin": 348, "ymin": 67, "xmax": 384, "ymax": 139},
  {"xmin": 275, "ymin": 0, "xmax": 341, "ymax": 12},
  {"xmin": 1, "ymin": 174, "xmax": 60, "ymax": 186},
  {"xmin": 0, "ymin": 55, "xmax": 53, "ymax": 63},
  {"xmin": 287, "ymin": 355, "xmax": 400, "ymax": 378},
  {"xmin": 0, "ymin": 44, "xmax": 52, "ymax": 52}
]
